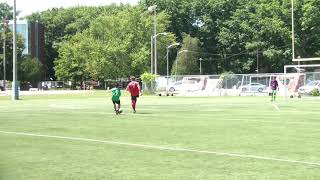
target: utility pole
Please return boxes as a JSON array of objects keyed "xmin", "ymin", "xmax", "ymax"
[
  {"xmin": 199, "ymin": 58, "xmax": 203, "ymax": 75},
  {"xmin": 256, "ymin": 48, "xmax": 259, "ymax": 73},
  {"xmin": 153, "ymin": 9, "xmax": 157, "ymax": 74},
  {"xmin": 291, "ymin": 0, "xmax": 295, "ymax": 61},
  {"xmin": 150, "ymin": 36, "xmax": 153, "ymax": 74},
  {"xmin": 148, "ymin": 5, "xmax": 157, "ymax": 74},
  {"xmin": 12, "ymin": 0, "xmax": 19, "ymax": 100},
  {"xmin": 166, "ymin": 43, "xmax": 180, "ymax": 86},
  {"xmin": 2, "ymin": 18, "xmax": 8, "ymax": 91}
]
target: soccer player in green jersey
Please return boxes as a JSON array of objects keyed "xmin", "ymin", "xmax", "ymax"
[{"xmin": 111, "ymin": 83, "xmax": 122, "ymax": 114}]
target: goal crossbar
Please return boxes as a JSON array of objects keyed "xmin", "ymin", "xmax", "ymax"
[
  {"xmin": 292, "ymin": 57, "xmax": 320, "ymax": 62},
  {"xmin": 284, "ymin": 64, "xmax": 320, "ymax": 68}
]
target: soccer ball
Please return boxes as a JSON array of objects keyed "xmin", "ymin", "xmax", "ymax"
[{"xmin": 118, "ymin": 108, "xmax": 123, "ymax": 114}]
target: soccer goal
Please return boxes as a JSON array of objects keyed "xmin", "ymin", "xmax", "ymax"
[{"xmin": 284, "ymin": 64, "xmax": 320, "ymax": 99}]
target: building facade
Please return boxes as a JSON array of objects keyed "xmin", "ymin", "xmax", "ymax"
[{"xmin": 9, "ymin": 20, "xmax": 45, "ymax": 63}]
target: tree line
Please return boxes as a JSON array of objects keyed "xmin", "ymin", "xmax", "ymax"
[
  {"xmin": 0, "ymin": 3, "xmax": 43, "ymax": 87},
  {"xmin": 1, "ymin": 0, "xmax": 320, "ymax": 84}
]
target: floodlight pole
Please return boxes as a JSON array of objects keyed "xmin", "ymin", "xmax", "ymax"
[
  {"xmin": 166, "ymin": 43, "xmax": 180, "ymax": 86},
  {"xmin": 291, "ymin": 0, "xmax": 301, "ymax": 68},
  {"xmin": 12, "ymin": 0, "xmax": 19, "ymax": 100},
  {"xmin": 199, "ymin": 58, "xmax": 203, "ymax": 75},
  {"xmin": 256, "ymin": 48, "xmax": 259, "ymax": 73},
  {"xmin": 2, "ymin": 19, "xmax": 8, "ymax": 91},
  {"xmin": 148, "ymin": 5, "xmax": 158, "ymax": 74},
  {"xmin": 291, "ymin": 0, "xmax": 295, "ymax": 61},
  {"xmin": 152, "ymin": 32, "xmax": 168, "ymax": 74},
  {"xmin": 150, "ymin": 36, "xmax": 153, "ymax": 74},
  {"xmin": 153, "ymin": 10, "xmax": 158, "ymax": 74}
]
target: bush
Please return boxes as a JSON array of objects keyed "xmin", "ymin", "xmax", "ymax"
[
  {"xmin": 140, "ymin": 72, "xmax": 159, "ymax": 93},
  {"xmin": 310, "ymin": 89, "xmax": 320, "ymax": 96},
  {"xmin": 219, "ymin": 71, "xmax": 239, "ymax": 89}
]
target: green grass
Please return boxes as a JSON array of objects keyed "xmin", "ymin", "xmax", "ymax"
[{"xmin": 1, "ymin": 92, "xmax": 320, "ymax": 180}]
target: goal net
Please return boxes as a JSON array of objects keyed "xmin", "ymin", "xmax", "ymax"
[
  {"xmin": 284, "ymin": 64, "xmax": 320, "ymax": 99},
  {"xmin": 153, "ymin": 74, "xmax": 281, "ymax": 97}
]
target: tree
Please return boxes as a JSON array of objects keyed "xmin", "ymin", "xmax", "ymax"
[
  {"xmin": 26, "ymin": 5, "xmax": 129, "ymax": 80},
  {"xmin": 141, "ymin": 0, "xmax": 199, "ymax": 41},
  {"xmin": 54, "ymin": 33, "xmax": 91, "ymax": 85},
  {"xmin": 300, "ymin": 0, "xmax": 320, "ymax": 57},
  {"xmin": 26, "ymin": 0, "xmax": 320, "ymax": 76},
  {"xmin": 140, "ymin": 72, "xmax": 158, "ymax": 93},
  {"xmin": 172, "ymin": 34, "xmax": 201, "ymax": 75},
  {"xmin": 0, "ymin": 3, "xmax": 13, "ymax": 20},
  {"xmin": 19, "ymin": 56, "xmax": 44, "ymax": 87},
  {"xmin": 0, "ymin": 31, "xmax": 25, "ymax": 81},
  {"xmin": 217, "ymin": 0, "xmax": 292, "ymax": 73},
  {"xmin": 55, "ymin": 6, "xmax": 175, "ymax": 81}
]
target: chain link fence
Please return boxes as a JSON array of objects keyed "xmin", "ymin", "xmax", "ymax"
[{"xmin": 146, "ymin": 72, "xmax": 320, "ymax": 97}]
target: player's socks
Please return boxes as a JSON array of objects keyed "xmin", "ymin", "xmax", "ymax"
[{"xmin": 132, "ymin": 100, "xmax": 136, "ymax": 111}]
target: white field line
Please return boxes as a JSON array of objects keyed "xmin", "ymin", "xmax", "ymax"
[
  {"xmin": 0, "ymin": 130, "xmax": 319, "ymax": 166},
  {"xmin": 271, "ymin": 103, "xmax": 280, "ymax": 111}
]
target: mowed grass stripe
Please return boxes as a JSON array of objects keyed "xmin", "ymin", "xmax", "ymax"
[
  {"xmin": 1, "ymin": 130, "xmax": 320, "ymax": 166},
  {"xmin": 1, "ymin": 93, "xmax": 320, "ymax": 179}
]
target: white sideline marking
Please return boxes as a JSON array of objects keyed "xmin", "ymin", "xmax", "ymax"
[
  {"xmin": 271, "ymin": 104, "xmax": 280, "ymax": 111},
  {"xmin": 0, "ymin": 130, "xmax": 319, "ymax": 166}
]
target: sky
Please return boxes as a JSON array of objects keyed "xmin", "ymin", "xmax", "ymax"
[{"xmin": 0, "ymin": 0, "xmax": 140, "ymax": 17}]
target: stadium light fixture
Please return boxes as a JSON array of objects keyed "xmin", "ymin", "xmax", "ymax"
[
  {"xmin": 178, "ymin": 49, "xmax": 189, "ymax": 54},
  {"xmin": 166, "ymin": 43, "xmax": 180, "ymax": 86},
  {"xmin": 147, "ymin": 5, "xmax": 157, "ymax": 12},
  {"xmin": 199, "ymin": 58, "xmax": 203, "ymax": 75},
  {"xmin": 153, "ymin": 32, "xmax": 168, "ymax": 38}
]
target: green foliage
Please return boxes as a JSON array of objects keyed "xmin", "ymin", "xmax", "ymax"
[
  {"xmin": 142, "ymin": 0, "xmax": 199, "ymax": 41},
  {"xmin": 22, "ymin": 0, "xmax": 320, "ymax": 78},
  {"xmin": 0, "ymin": 30, "xmax": 25, "ymax": 81},
  {"xmin": 55, "ymin": 6, "xmax": 175, "ymax": 81},
  {"xmin": 171, "ymin": 34, "xmax": 201, "ymax": 75},
  {"xmin": 217, "ymin": 0, "xmax": 292, "ymax": 73},
  {"xmin": 219, "ymin": 71, "xmax": 239, "ymax": 89},
  {"xmin": 140, "ymin": 72, "xmax": 159, "ymax": 93},
  {"xmin": 310, "ymin": 88, "xmax": 320, "ymax": 96},
  {"xmin": 18, "ymin": 57, "xmax": 44, "ymax": 86},
  {"xmin": 26, "ymin": 5, "xmax": 130, "ymax": 79},
  {"xmin": 0, "ymin": 3, "xmax": 13, "ymax": 19},
  {"xmin": 140, "ymin": 72, "xmax": 158, "ymax": 83},
  {"xmin": 54, "ymin": 33, "xmax": 91, "ymax": 82}
]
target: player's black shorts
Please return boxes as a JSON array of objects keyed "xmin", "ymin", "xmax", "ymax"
[
  {"xmin": 112, "ymin": 100, "xmax": 120, "ymax": 104},
  {"xmin": 131, "ymin": 96, "xmax": 139, "ymax": 101}
]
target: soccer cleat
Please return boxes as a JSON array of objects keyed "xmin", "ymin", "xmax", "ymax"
[{"xmin": 133, "ymin": 110, "xmax": 136, "ymax": 113}]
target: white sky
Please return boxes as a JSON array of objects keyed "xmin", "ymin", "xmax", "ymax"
[{"xmin": 0, "ymin": 0, "xmax": 139, "ymax": 17}]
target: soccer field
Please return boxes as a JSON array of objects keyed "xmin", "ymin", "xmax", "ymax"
[{"xmin": 0, "ymin": 92, "xmax": 320, "ymax": 180}]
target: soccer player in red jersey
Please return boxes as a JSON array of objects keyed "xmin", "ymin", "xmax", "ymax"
[{"xmin": 126, "ymin": 76, "xmax": 141, "ymax": 113}]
